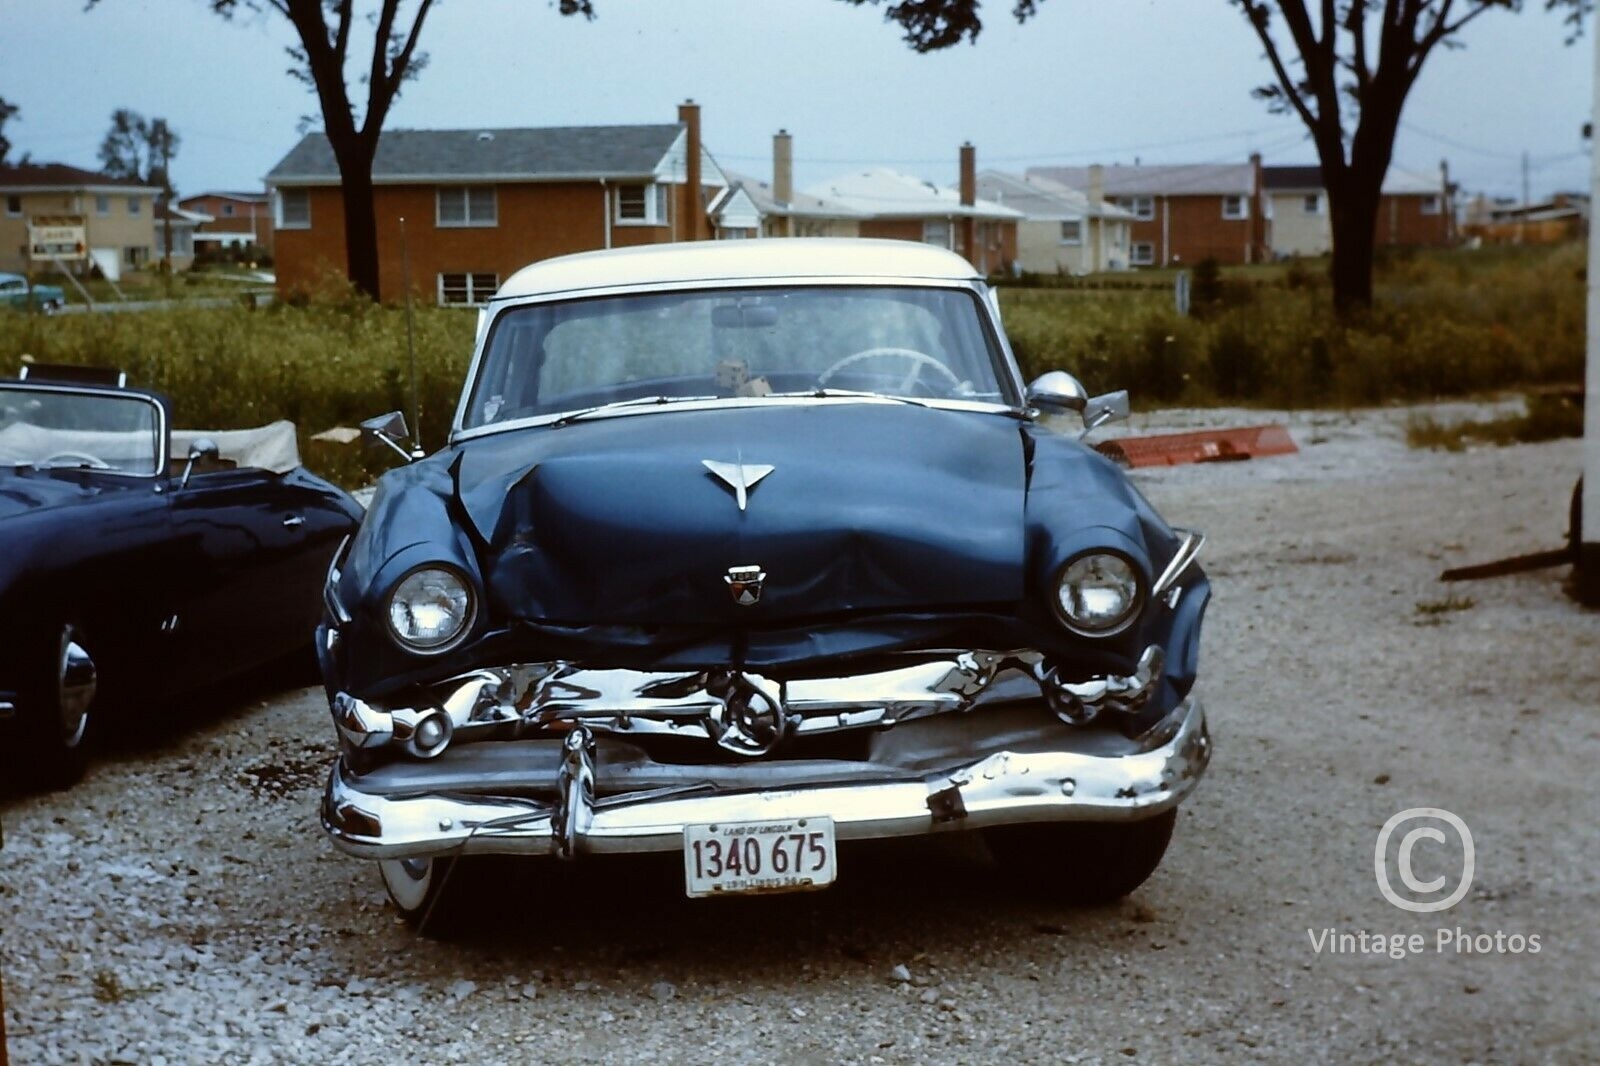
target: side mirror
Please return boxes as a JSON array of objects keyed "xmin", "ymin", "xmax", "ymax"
[
  {"xmin": 1026, "ymin": 371, "xmax": 1089, "ymax": 415},
  {"xmin": 1082, "ymin": 390, "xmax": 1131, "ymax": 435},
  {"xmin": 361, "ymin": 410, "xmax": 420, "ymax": 463},
  {"xmin": 179, "ymin": 438, "xmax": 219, "ymax": 490}
]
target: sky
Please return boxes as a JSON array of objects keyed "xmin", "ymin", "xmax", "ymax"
[{"xmin": 1, "ymin": 0, "xmax": 1591, "ymax": 203}]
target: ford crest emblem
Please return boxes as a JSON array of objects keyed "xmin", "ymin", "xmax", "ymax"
[{"xmin": 725, "ymin": 565, "xmax": 766, "ymax": 607}]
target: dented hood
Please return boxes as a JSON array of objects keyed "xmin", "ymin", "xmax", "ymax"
[{"xmin": 452, "ymin": 403, "xmax": 1027, "ymax": 625}]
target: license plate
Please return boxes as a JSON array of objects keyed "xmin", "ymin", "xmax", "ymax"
[{"xmin": 683, "ymin": 816, "xmax": 837, "ymax": 898}]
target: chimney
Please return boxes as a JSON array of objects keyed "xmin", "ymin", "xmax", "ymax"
[
  {"xmin": 1088, "ymin": 163, "xmax": 1105, "ymax": 272},
  {"xmin": 958, "ymin": 142, "xmax": 977, "ymax": 268},
  {"xmin": 678, "ymin": 99, "xmax": 703, "ymax": 241},
  {"xmin": 773, "ymin": 130, "xmax": 793, "ymax": 206}
]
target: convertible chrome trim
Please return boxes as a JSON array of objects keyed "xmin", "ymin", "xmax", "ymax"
[
  {"xmin": 1152, "ymin": 528, "xmax": 1206, "ymax": 600},
  {"xmin": 321, "ymin": 695, "xmax": 1210, "ymax": 860},
  {"xmin": 330, "ymin": 648, "xmax": 1168, "ymax": 762}
]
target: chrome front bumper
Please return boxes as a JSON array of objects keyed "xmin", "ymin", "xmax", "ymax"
[{"xmin": 321, "ymin": 694, "xmax": 1210, "ymax": 860}]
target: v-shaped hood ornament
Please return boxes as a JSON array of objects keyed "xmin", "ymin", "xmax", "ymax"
[{"xmin": 702, "ymin": 458, "xmax": 774, "ymax": 512}]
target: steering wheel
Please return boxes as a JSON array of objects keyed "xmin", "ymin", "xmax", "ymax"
[
  {"xmin": 816, "ymin": 347, "xmax": 964, "ymax": 396},
  {"xmin": 42, "ymin": 451, "xmax": 111, "ymax": 470}
]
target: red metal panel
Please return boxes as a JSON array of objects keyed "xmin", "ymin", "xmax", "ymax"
[{"xmin": 1095, "ymin": 424, "xmax": 1298, "ymax": 468}]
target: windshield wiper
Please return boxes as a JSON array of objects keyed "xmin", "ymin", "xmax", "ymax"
[
  {"xmin": 546, "ymin": 395, "xmax": 720, "ymax": 428},
  {"xmin": 774, "ymin": 388, "xmax": 930, "ymax": 409}
]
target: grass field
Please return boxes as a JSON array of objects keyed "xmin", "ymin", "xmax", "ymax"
[{"xmin": 0, "ymin": 242, "xmax": 1585, "ymax": 488}]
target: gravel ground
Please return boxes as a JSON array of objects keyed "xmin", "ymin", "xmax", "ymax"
[{"xmin": 4, "ymin": 401, "xmax": 1598, "ymax": 1065}]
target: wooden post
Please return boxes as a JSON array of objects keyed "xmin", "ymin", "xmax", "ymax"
[{"xmin": 1580, "ymin": 21, "xmax": 1600, "ymax": 605}]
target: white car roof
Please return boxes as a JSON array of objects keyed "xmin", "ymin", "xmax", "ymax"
[{"xmin": 496, "ymin": 238, "xmax": 981, "ymax": 300}]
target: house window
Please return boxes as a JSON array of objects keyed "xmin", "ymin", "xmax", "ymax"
[
  {"xmin": 1117, "ymin": 195, "xmax": 1154, "ymax": 221},
  {"xmin": 155, "ymin": 228, "xmax": 193, "ymax": 257},
  {"xmin": 222, "ymin": 203, "xmax": 235, "ymax": 217},
  {"xmin": 1420, "ymin": 195, "xmax": 1442, "ymax": 216},
  {"xmin": 95, "ymin": 196, "xmax": 111, "ymax": 217},
  {"xmin": 922, "ymin": 220, "xmax": 952, "ymax": 248},
  {"xmin": 717, "ymin": 227, "xmax": 756, "ymax": 240},
  {"xmin": 277, "ymin": 189, "xmax": 310, "ymax": 229},
  {"xmin": 1130, "ymin": 242, "xmax": 1155, "ymax": 266},
  {"xmin": 437, "ymin": 186, "xmax": 497, "ymax": 227},
  {"xmin": 1059, "ymin": 219, "xmax": 1083, "ymax": 245},
  {"xmin": 123, "ymin": 246, "xmax": 150, "ymax": 267},
  {"xmin": 1222, "ymin": 195, "xmax": 1248, "ymax": 220},
  {"xmin": 128, "ymin": 197, "xmax": 142, "ymax": 216},
  {"xmin": 1302, "ymin": 194, "xmax": 1321, "ymax": 214},
  {"xmin": 615, "ymin": 184, "xmax": 669, "ymax": 225},
  {"xmin": 438, "ymin": 272, "xmax": 499, "ymax": 306},
  {"xmin": 4, "ymin": 195, "xmax": 19, "ymax": 218}
]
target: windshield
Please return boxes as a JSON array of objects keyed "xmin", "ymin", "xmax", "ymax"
[
  {"xmin": 462, "ymin": 285, "xmax": 1013, "ymax": 429},
  {"xmin": 0, "ymin": 385, "xmax": 163, "ymax": 475}
]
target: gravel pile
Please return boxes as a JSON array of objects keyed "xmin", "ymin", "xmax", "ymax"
[{"xmin": 4, "ymin": 402, "xmax": 1597, "ymax": 1063}]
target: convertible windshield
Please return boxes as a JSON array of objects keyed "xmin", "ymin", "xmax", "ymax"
[
  {"xmin": 0, "ymin": 385, "xmax": 163, "ymax": 475},
  {"xmin": 463, "ymin": 285, "xmax": 1012, "ymax": 429}
]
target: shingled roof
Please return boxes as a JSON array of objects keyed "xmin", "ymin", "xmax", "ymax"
[
  {"xmin": 0, "ymin": 162, "xmax": 155, "ymax": 191},
  {"xmin": 1027, "ymin": 163, "xmax": 1255, "ymax": 198},
  {"xmin": 266, "ymin": 125, "xmax": 687, "ymax": 185}
]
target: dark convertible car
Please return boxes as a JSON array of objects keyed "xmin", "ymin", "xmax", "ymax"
[
  {"xmin": 0, "ymin": 366, "xmax": 362, "ymax": 787},
  {"xmin": 319, "ymin": 240, "xmax": 1211, "ymax": 918}
]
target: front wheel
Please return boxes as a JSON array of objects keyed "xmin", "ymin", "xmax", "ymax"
[
  {"xmin": 984, "ymin": 809, "xmax": 1177, "ymax": 905},
  {"xmin": 379, "ymin": 857, "xmax": 459, "ymax": 929},
  {"xmin": 12, "ymin": 624, "xmax": 97, "ymax": 790}
]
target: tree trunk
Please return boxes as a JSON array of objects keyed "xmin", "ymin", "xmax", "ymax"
[
  {"xmin": 1327, "ymin": 181, "xmax": 1378, "ymax": 315},
  {"xmin": 332, "ymin": 140, "xmax": 381, "ymax": 302}
]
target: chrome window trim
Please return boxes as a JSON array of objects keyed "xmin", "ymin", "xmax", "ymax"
[
  {"xmin": 450, "ymin": 276, "xmax": 1025, "ymax": 442},
  {"xmin": 0, "ymin": 380, "xmax": 169, "ymax": 478}
]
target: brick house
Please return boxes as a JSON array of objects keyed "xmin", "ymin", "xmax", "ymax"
[
  {"xmin": 0, "ymin": 162, "xmax": 158, "ymax": 275},
  {"xmin": 806, "ymin": 146, "xmax": 1021, "ymax": 274},
  {"xmin": 178, "ymin": 190, "xmax": 274, "ymax": 256},
  {"xmin": 1264, "ymin": 163, "xmax": 1453, "ymax": 257},
  {"xmin": 976, "ymin": 168, "xmax": 1136, "ymax": 274},
  {"xmin": 1376, "ymin": 167, "xmax": 1452, "ymax": 248},
  {"xmin": 264, "ymin": 102, "xmax": 724, "ymax": 304},
  {"xmin": 1026, "ymin": 158, "xmax": 1267, "ymax": 267}
]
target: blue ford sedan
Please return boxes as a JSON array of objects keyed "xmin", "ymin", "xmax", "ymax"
[{"xmin": 318, "ymin": 239, "xmax": 1212, "ymax": 919}]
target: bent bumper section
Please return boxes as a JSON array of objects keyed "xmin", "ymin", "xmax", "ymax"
[{"xmin": 321, "ymin": 694, "xmax": 1211, "ymax": 861}]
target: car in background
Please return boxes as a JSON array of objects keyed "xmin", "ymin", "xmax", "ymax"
[
  {"xmin": 318, "ymin": 239, "xmax": 1212, "ymax": 920},
  {"xmin": 0, "ymin": 272, "xmax": 66, "ymax": 313},
  {"xmin": 0, "ymin": 365, "xmax": 363, "ymax": 788}
]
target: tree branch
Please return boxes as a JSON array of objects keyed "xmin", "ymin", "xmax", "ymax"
[
  {"xmin": 1347, "ymin": 0, "xmax": 1372, "ymax": 99},
  {"xmin": 1236, "ymin": 2, "xmax": 1322, "ymax": 135},
  {"xmin": 331, "ymin": 0, "xmax": 352, "ymax": 66}
]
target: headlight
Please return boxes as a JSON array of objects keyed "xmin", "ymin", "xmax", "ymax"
[
  {"xmin": 1051, "ymin": 552, "xmax": 1145, "ymax": 637},
  {"xmin": 386, "ymin": 565, "xmax": 476, "ymax": 653}
]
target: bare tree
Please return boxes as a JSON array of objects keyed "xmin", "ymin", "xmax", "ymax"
[
  {"xmin": 0, "ymin": 96, "xmax": 18, "ymax": 167},
  {"xmin": 98, "ymin": 109, "xmax": 181, "ymax": 196},
  {"xmin": 846, "ymin": 0, "xmax": 1587, "ymax": 314},
  {"xmin": 176, "ymin": 1, "xmax": 595, "ymax": 301}
]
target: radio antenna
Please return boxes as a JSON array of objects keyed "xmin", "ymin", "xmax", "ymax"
[{"xmin": 398, "ymin": 216, "xmax": 424, "ymax": 459}]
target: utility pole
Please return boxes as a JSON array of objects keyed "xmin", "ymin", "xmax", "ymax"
[
  {"xmin": 1518, "ymin": 150, "xmax": 1530, "ymax": 245},
  {"xmin": 157, "ymin": 118, "xmax": 173, "ymax": 291}
]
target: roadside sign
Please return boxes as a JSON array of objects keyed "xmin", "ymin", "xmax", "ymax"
[{"xmin": 27, "ymin": 215, "xmax": 87, "ymax": 262}]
